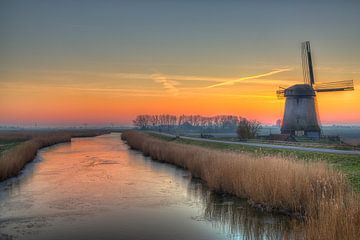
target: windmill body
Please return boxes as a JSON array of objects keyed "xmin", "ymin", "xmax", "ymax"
[
  {"xmin": 277, "ymin": 41, "xmax": 354, "ymax": 139},
  {"xmin": 281, "ymin": 84, "xmax": 320, "ymax": 138}
]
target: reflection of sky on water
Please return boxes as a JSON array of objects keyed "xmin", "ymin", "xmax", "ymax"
[
  {"xmin": 0, "ymin": 133, "xmax": 296, "ymax": 239},
  {"xmin": 188, "ymin": 179, "xmax": 294, "ymax": 239}
]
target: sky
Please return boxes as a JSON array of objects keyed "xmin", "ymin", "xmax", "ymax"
[{"xmin": 1, "ymin": 0, "xmax": 359, "ymax": 126}]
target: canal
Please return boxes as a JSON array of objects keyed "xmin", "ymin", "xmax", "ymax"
[{"xmin": 0, "ymin": 133, "xmax": 292, "ymax": 239}]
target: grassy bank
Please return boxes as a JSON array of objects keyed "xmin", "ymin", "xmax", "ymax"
[
  {"xmin": 0, "ymin": 130, "xmax": 110, "ymax": 181},
  {"xmin": 150, "ymin": 132, "xmax": 360, "ymax": 191},
  {"xmin": 122, "ymin": 130, "xmax": 360, "ymax": 240},
  {"xmin": 0, "ymin": 139, "xmax": 24, "ymax": 153}
]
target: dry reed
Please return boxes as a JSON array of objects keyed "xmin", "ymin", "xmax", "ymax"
[
  {"xmin": 0, "ymin": 130, "xmax": 109, "ymax": 181},
  {"xmin": 121, "ymin": 130, "xmax": 360, "ymax": 240}
]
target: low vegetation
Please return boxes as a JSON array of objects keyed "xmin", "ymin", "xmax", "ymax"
[
  {"xmin": 0, "ymin": 130, "xmax": 110, "ymax": 181},
  {"xmin": 236, "ymin": 118, "xmax": 262, "ymax": 139},
  {"xmin": 151, "ymin": 132, "xmax": 360, "ymax": 191},
  {"xmin": 122, "ymin": 130, "xmax": 360, "ymax": 240}
]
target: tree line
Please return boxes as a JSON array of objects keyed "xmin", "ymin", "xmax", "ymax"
[
  {"xmin": 133, "ymin": 114, "xmax": 242, "ymax": 129},
  {"xmin": 133, "ymin": 114, "xmax": 261, "ymax": 138}
]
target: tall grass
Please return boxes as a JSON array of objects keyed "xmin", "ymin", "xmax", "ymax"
[
  {"xmin": 121, "ymin": 130, "xmax": 360, "ymax": 239},
  {"xmin": 0, "ymin": 130, "xmax": 109, "ymax": 181}
]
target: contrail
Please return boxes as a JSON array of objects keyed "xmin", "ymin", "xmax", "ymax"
[
  {"xmin": 151, "ymin": 73, "xmax": 179, "ymax": 96},
  {"xmin": 204, "ymin": 68, "xmax": 292, "ymax": 89}
]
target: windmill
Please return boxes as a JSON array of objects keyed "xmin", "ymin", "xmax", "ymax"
[{"xmin": 277, "ymin": 41, "xmax": 354, "ymax": 139}]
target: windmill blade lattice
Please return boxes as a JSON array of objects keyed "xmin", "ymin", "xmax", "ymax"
[{"xmin": 314, "ymin": 80, "xmax": 354, "ymax": 92}]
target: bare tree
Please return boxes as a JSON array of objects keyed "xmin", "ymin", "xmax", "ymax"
[
  {"xmin": 134, "ymin": 114, "xmax": 244, "ymax": 132},
  {"xmin": 133, "ymin": 115, "xmax": 151, "ymax": 129},
  {"xmin": 237, "ymin": 118, "xmax": 262, "ymax": 140}
]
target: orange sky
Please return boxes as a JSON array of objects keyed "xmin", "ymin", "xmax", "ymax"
[{"xmin": 0, "ymin": 68, "xmax": 359, "ymax": 126}]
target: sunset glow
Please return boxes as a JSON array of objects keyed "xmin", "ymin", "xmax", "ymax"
[
  {"xmin": 1, "ymin": 1, "xmax": 359, "ymax": 126},
  {"xmin": 1, "ymin": 2, "xmax": 360, "ymax": 239}
]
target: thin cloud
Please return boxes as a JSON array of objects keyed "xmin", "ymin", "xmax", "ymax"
[
  {"xmin": 151, "ymin": 73, "xmax": 179, "ymax": 96},
  {"xmin": 1, "ymin": 69, "xmax": 294, "ymax": 85},
  {"xmin": 204, "ymin": 68, "xmax": 293, "ymax": 89},
  {"xmin": 1, "ymin": 68, "xmax": 294, "ymax": 97},
  {"xmin": 1, "ymin": 84, "xmax": 166, "ymax": 97}
]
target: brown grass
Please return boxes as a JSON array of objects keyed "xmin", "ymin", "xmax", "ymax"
[
  {"xmin": 121, "ymin": 130, "xmax": 360, "ymax": 240},
  {"xmin": 0, "ymin": 130, "xmax": 110, "ymax": 181}
]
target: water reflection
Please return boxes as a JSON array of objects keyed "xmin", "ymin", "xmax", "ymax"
[
  {"xmin": 188, "ymin": 180, "xmax": 292, "ymax": 239},
  {"xmin": 0, "ymin": 133, "xmax": 296, "ymax": 240}
]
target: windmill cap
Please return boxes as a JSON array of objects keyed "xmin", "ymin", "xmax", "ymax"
[{"xmin": 285, "ymin": 84, "xmax": 316, "ymax": 96}]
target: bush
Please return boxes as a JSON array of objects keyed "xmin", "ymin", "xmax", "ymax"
[{"xmin": 237, "ymin": 118, "xmax": 261, "ymax": 139}]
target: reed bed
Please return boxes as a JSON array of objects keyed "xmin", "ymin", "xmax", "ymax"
[
  {"xmin": 121, "ymin": 130, "xmax": 360, "ymax": 240},
  {"xmin": 0, "ymin": 130, "xmax": 110, "ymax": 181}
]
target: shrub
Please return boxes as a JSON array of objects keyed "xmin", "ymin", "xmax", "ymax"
[{"xmin": 236, "ymin": 118, "xmax": 262, "ymax": 139}]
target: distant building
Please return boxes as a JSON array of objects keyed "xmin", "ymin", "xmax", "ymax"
[{"xmin": 276, "ymin": 119, "xmax": 281, "ymax": 127}]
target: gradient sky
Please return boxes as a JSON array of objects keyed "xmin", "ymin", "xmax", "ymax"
[{"xmin": 1, "ymin": 0, "xmax": 359, "ymax": 126}]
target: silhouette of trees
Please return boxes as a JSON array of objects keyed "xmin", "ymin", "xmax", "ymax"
[
  {"xmin": 133, "ymin": 115, "xmax": 151, "ymax": 129},
  {"xmin": 133, "ymin": 114, "xmax": 177, "ymax": 129},
  {"xmin": 133, "ymin": 114, "xmax": 246, "ymax": 132},
  {"xmin": 236, "ymin": 118, "xmax": 262, "ymax": 139}
]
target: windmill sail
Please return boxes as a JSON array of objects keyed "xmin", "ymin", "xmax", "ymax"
[
  {"xmin": 301, "ymin": 41, "xmax": 315, "ymax": 86},
  {"xmin": 314, "ymin": 80, "xmax": 354, "ymax": 92}
]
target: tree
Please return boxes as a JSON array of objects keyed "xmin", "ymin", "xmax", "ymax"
[
  {"xmin": 133, "ymin": 115, "xmax": 151, "ymax": 129},
  {"xmin": 237, "ymin": 118, "xmax": 262, "ymax": 140}
]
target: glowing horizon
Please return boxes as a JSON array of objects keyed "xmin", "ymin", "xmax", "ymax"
[{"xmin": 1, "ymin": 67, "xmax": 359, "ymax": 126}]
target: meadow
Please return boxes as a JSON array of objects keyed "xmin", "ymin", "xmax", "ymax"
[
  {"xmin": 122, "ymin": 130, "xmax": 360, "ymax": 240},
  {"xmin": 0, "ymin": 129, "xmax": 110, "ymax": 181}
]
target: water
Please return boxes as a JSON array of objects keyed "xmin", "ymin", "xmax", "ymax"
[{"xmin": 0, "ymin": 133, "xmax": 292, "ymax": 240}]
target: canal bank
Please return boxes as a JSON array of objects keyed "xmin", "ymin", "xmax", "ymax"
[{"xmin": 121, "ymin": 130, "xmax": 360, "ymax": 240}]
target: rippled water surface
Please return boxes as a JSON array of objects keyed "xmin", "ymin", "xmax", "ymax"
[{"xmin": 0, "ymin": 133, "xmax": 292, "ymax": 239}]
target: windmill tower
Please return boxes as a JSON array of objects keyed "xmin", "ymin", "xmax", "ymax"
[{"xmin": 277, "ymin": 41, "xmax": 354, "ymax": 139}]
